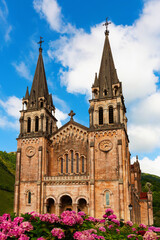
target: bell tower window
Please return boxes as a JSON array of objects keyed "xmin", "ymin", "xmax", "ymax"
[
  {"xmin": 109, "ymin": 106, "xmax": 114, "ymax": 124},
  {"xmin": 104, "ymin": 89, "xmax": 107, "ymax": 96},
  {"xmin": 66, "ymin": 154, "xmax": 68, "ymax": 173},
  {"xmin": 76, "ymin": 153, "xmax": 79, "ymax": 173},
  {"xmin": 27, "ymin": 117, "xmax": 31, "ymax": 133},
  {"xmin": 106, "ymin": 192, "xmax": 110, "ymax": 205},
  {"xmin": 71, "ymin": 150, "xmax": 74, "ymax": 173},
  {"xmin": 35, "ymin": 116, "xmax": 39, "ymax": 132},
  {"xmin": 82, "ymin": 156, "xmax": 84, "ymax": 173},
  {"xmin": 99, "ymin": 107, "xmax": 103, "ymax": 125},
  {"xmin": 40, "ymin": 101, "xmax": 43, "ymax": 108},
  {"xmin": 46, "ymin": 117, "xmax": 48, "ymax": 132}
]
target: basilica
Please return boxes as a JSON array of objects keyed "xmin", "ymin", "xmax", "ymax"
[{"xmin": 14, "ymin": 27, "xmax": 153, "ymax": 225}]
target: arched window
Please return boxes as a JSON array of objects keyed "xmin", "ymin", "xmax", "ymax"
[
  {"xmin": 46, "ymin": 117, "xmax": 49, "ymax": 132},
  {"xmin": 82, "ymin": 156, "xmax": 84, "ymax": 173},
  {"xmin": 28, "ymin": 191, "xmax": 31, "ymax": 204},
  {"xmin": 66, "ymin": 154, "xmax": 68, "ymax": 173},
  {"xmin": 76, "ymin": 153, "xmax": 79, "ymax": 173},
  {"xmin": 61, "ymin": 158, "xmax": 63, "ymax": 174},
  {"xmin": 99, "ymin": 107, "xmax": 103, "ymax": 125},
  {"xmin": 106, "ymin": 192, "xmax": 110, "ymax": 206},
  {"xmin": 71, "ymin": 150, "xmax": 73, "ymax": 173},
  {"xmin": 27, "ymin": 117, "xmax": 31, "ymax": 133},
  {"xmin": 104, "ymin": 89, "xmax": 107, "ymax": 96},
  {"xmin": 109, "ymin": 106, "xmax": 114, "ymax": 124},
  {"xmin": 35, "ymin": 116, "xmax": 39, "ymax": 132},
  {"xmin": 40, "ymin": 101, "xmax": 43, "ymax": 108}
]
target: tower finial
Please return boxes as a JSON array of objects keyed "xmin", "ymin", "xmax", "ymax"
[
  {"xmin": 103, "ymin": 17, "xmax": 111, "ymax": 35},
  {"xmin": 37, "ymin": 36, "xmax": 44, "ymax": 51}
]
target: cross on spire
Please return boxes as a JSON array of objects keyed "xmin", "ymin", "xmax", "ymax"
[
  {"xmin": 68, "ymin": 110, "xmax": 75, "ymax": 121},
  {"xmin": 37, "ymin": 36, "xmax": 44, "ymax": 49},
  {"xmin": 103, "ymin": 17, "xmax": 111, "ymax": 35}
]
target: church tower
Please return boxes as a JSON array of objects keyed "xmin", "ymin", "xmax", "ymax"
[
  {"xmin": 88, "ymin": 23, "xmax": 132, "ymax": 221},
  {"xmin": 14, "ymin": 42, "xmax": 57, "ymax": 215}
]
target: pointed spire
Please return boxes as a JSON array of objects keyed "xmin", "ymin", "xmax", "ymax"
[
  {"xmin": 98, "ymin": 32, "xmax": 119, "ymax": 98},
  {"xmin": 93, "ymin": 73, "xmax": 99, "ymax": 87},
  {"xmin": 29, "ymin": 45, "xmax": 50, "ymax": 108},
  {"xmin": 24, "ymin": 86, "xmax": 29, "ymax": 100}
]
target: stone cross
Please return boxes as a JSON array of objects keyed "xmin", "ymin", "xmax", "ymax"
[
  {"xmin": 68, "ymin": 110, "xmax": 75, "ymax": 120},
  {"xmin": 37, "ymin": 36, "xmax": 44, "ymax": 49},
  {"xmin": 103, "ymin": 17, "xmax": 111, "ymax": 35}
]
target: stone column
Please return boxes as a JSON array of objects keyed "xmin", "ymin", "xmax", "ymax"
[
  {"xmin": 117, "ymin": 140, "xmax": 124, "ymax": 220},
  {"xmin": 103, "ymin": 107, "xmax": 107, "ymax": 124},
  {"xmin": 37, "ymin": 146, "xmax": 42, "ymax": 213},
  {"xmin": 89, "ymin": 140, "xmax": 95, "ymax": 217},
  {"xmin": 14, "ymin": 148, "xmax": 21, "ymax": 216},
  {"xmin": 72, "ymin": 203, "xmax": 77, "ymax": 212}
]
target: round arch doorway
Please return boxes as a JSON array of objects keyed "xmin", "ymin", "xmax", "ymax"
[
  {"xmin": 77, "ymin": 198, "xmax": 88, "ymax": 214},
  {"xmin": 60, "ymin": 195, "xmax": 72, "ymax": 214},
  {"xmin": 46, "ymin": 198, "xmax": 55, "ymax": 214}
]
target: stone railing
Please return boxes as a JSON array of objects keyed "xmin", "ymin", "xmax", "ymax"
[{"xmin": 44, "ymin": 175, "xmax": 90, "ymax": 182}]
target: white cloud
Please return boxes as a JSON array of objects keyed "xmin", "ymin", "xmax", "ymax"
[
  {"xmin": 33, "ymin": 0, "xmax": 76, "ymax": 33},
  {"xmin": 12, "ymin": 62, "xmax": 33, "ymax": 81},
  {"xmin": 53, "ymin": 95, "xmax": 69, "ymax": 112},
  {"xmin": 0, "ymin": 0, "xmax": 12, "ymax": 42},
  {"xmin": 0, "ymin": 96, "xmax": 21, "ymax": 119},
  {"xmin": 55, "ymin": 108, "xmax": 68, "ymax": 128},
  {"xmin": 131, "ymin": 156, "xmax": 160, "ymax": 177}
]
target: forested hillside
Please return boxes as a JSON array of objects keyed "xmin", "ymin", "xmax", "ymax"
[
  {"xmin": 0, "ymin": 151, "xmax": 16, "ymax": 215},
  {"xmin": 141, "ymin": 173, "xmax": 160, "ymax": 226},
  {"xmin": 0, "ymin": 151, "xmax": 159, "ymax": 226}
]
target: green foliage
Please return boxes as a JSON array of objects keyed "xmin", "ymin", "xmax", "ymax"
[
  {"xmin": 0, "ymin": 151, "xmax": 16, "ymax": 215},
  {"xmin": 141, "ymin": 173, "xmax": 160, "ymax": 227}
]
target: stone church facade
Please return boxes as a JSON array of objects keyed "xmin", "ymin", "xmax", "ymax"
[{"xmin": 14, "ymin": 30, "xmax": 153, "ymax": 225}]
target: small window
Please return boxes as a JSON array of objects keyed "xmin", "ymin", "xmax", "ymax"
[
  {"xmin": 61, "ymin": 158, "xmax": 63, "ymax": 174},
  {"xmin": 76, "ymin": 153, "xmax": 79, "ymax": 173},
  {"xmin": 106, "ymin": 192, "xmax": 110, "ymax": 206},
  {"xmin": 104, "ymin": 89, "xmax": 107, "ymax": 96},
  {"xmin": 40, "ymin": 101, "xmax": 43, "ymax": 108},
  {"xmin": 82, "ymin": 156, "xmax": 84, "ymax": 173},
  {"xmin": 71, "ymin": 150, "xmax": 73, "ymax": 173},
  {"xmin": 109, "ymin": 106, "xmax": 114, "ymax": 124},
  {"xmin": 99, "ymin": 107, "xmax": 103, "ymax": 125},
  {"xmin": 35, "ymin": 116, "xmax": 39, "ymax": 132},
  {"xmin": 66, "ymin": 154, "xmax": 68, "ymax": 173},
  {"xmin": 27, "ymin": 118, "xmax": 31, "ymax": 133},
  {"xmin": 28, "ymin": 191, "xmax": 31, "ymax": 204}
]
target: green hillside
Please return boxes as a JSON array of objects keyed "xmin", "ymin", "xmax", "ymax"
[
  {"xmin": 141, "ymin": 173, "xmax": 160, "ymax": 226},
  {"xmin": 0, "ymin": 151, "xmax": 16, "ymax": 215},
  {"xmin": 0, "ymin": 151, "xmax": 159, "ymax": 226}
]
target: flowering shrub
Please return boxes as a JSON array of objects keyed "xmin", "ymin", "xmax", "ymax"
[{"xmin": 0, "ymin": 209, "xmax": 160, "ymax": 239}]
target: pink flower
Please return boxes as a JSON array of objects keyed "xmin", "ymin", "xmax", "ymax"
[
  {"xmin": 132, "ymin": 228, "xmax": 137, "ymax": 232},
  {"xmin": 37, "ymin": 238, "xmax": 46, "ymax": 240},
  {"xmin": 103, "ymin": 214, "xmax": 107, "ymax": 218},
  {"xmin": 126, "ymin": 221, "xmax": 133, "ymax": 227},
  {"xmin": 139, "ymin": 223, "xmax": 147, "ymax": 229},
  {"xmin": 0, "ymin": 232, "xmax": 7, "ymax": 240},
  {"xmin": 13, "ymin": 217, "xmax": 24, "ymax": 225},
  {"xmin": 143, "ymin": 230, "xmax": 157, "ymax": 240},
  {"xmin": 127, "ymin": 234, "xmax": 137, "ymax": 238},
  {"xmin": 61, "ymin": 211, "xmax": 83, "ymax": 226},
  {"xmin": 99, "ymin": 227, "xmax": 106, "ymax": 232},
  {"xmin": 77, "ymin": 211, "xmax": 86, "ymax": 217},
  {"xmin": 116, "ymin": 229, "xmax": 120, "ymax": 233},
  {"xmin": 73, "ymin": 229, "xmax": 104, "ymax": 240},
  {"xmin": 111, "ymin": 219, "xmax": 120, "ymax": 226},
  {"xmin": 8, "ymin": 226, "xmax": 24, "ymax": 238},
  {"xmin": 20, "ymin": 222, "xmax": 33, "ymax": 232},
  {"xmin": 105, "ymin": 208, "xmax": 114, "ymax": 215},
  {"xmin": 100, "ymin": 219, "xmax": 105, "ymax": 223},
  {"xmin": 51, "ymin": 228, "xmax": 65, "ymax": 239},
  {"xmin": 108, "ymin": 214, "xmax": 117, "ymax": 220},
  {"xmin": 108, "ymin": 224, "xmax": 113, "ymax": 229},
  {"xmin": 18, "ymin": 234, "xmax": 30, "ymax": 240}
]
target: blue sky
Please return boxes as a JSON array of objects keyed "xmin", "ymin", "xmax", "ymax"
[{"xmin": 0, "ymin": 0, "xmax": 160, "ymax": 176}]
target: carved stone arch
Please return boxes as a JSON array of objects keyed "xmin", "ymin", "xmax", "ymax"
[
  {"xmin": 58, "ymin": 192, "xmax": 73, "ymax": 204},
  {"xmin": 75, "ymin": 195, "xmax": 89, "ymax": 205},
  {"xmin": 45, "ymin": 195, "xmax": 57, "ymax": 204}
]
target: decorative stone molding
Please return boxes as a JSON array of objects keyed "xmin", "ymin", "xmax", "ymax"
[{"xmin": 21, "ymin": 138, "xmax": 39, "ymax": 145}]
